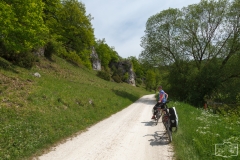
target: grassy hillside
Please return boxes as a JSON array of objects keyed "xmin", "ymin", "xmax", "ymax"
[{"xmin": 0, "ymin": 56, "xmax": 151, "ymax": 160}]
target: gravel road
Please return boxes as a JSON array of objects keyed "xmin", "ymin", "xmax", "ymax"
[{"xmin": 37, "ymin": 94, "xmax": 174, "ymax": 160}]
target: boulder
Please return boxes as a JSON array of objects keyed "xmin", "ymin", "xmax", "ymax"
[{"xmin": 34, "ymin": 72, "xmax": 41, "ymax": 78}]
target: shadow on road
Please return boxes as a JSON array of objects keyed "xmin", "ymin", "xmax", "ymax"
[
  {"xmin": 144, "ymin": 131, "xmax": 170, "ymax": 146},
  {"xmin": 141, "ymin": 121, "xmax": 156, "ymax": 126},
  {"xmin": 141, "ymin": 120, "xmax": 163, "ymax": 127}
]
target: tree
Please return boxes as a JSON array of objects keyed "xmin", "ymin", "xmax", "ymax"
[
  {"xmin": 95, "ymin": 39, "xmax": 119, "ymax": 69},
  {"xmin": 47, "ymin": 0, "xmax": 95, "ymax": 68},
  {"xmin": 0, "ymin": 0, "xmax": 48, "ymax": 53},
  {"xmin": 145, "ymin": 70, "xmax": 156, "ymax": 91},
  {"xmin": 57, "ymin": 0, "xmax": 94, "ymax": 52},
  {"xmin": 127, "ymin": 56, "xmax": 144, "ymax": 78},
  {"xmin": 140, "ymin": 0, "xmax": 240, "ymax": 105}
]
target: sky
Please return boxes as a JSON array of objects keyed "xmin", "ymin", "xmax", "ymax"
[{"xmin": 80, "ymin": 0, "xmax": 201, "ymax": 59}]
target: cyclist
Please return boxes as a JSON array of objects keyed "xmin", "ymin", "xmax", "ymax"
[{"xmin": 151, "ymin": 86, "xmax": 168, "ymax": 119}]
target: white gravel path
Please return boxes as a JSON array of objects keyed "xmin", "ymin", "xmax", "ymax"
[{"xmin": 37, "ymin": 94, "xmax": 174, "ymax": 160}]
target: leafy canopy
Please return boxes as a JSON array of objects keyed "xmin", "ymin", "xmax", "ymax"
[{"xmin": 140, "ymin": 0, "xmax": 240, "ymax": 105}]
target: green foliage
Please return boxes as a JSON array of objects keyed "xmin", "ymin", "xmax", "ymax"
[
  {"xmin": 112, "ymin": 74, "xmax": 122, "ymax": 83},
  {"xmin": 95, "ymin": 40, "xmax": 111, "ymax": 68},
  {"xmin": 97, "ymin": 70, "xmax": 111, "ymax": 81},
  {"xmin": 56, "ymin": 0, "xmax": 94, "ymax": 52},
  {"xmin": 42, "ymin": 0, "xmax": 94, "ymax": 69},
  {"xmin": 42, "ymin": 0, "xmax": 61, "ymax": 22},
  {"xmin": 237, "ymin": 93, "xmax": 240, "ymax": 105},
  {"xmin": 145, "ymin": 70, "xmax": 156, "ymax": 91},
  {"xmin": 215, "ymin": 104, "xmax": 240, "ymax": 116},
  {"xmin": 44, "ymin": 40, "xmax": 57, "ymax": 59},
  {"xmin": 122, "ymin": 72, "xmax": 129, "ymax": 82},
  {"xmin": 140, "ymin": 0, "xmax": 240, "ymax": 105},
  {"xmin": 0, "ymin": 0, "xmax": 48, "ymax": 53},
  {"xmin": 95, "ymin": 39, "xmax": 119, "ymax": 69},
  {"xmin": 0, "ymin": 0, "xmax": 48, "ymax": 67},
  {"xmin": 14, "ymin": 52, "xmax": 38, "ymax": 69},
  {"xmin": 0, "ymin": 0, "xmax": 116, "ymax": 71},
  {"xmin": 78, "ymin": 49, "xmax": 92, "ymax": 69},
  {"xmin": 0, "ymin": 41, "xmax": 37, "ymax": 68},
  {"xmin": 136, "ymin": 78, "xmax": 142, "ymax": 85},
  {"xmin": 167, "ymin": 60, "xmax": 196, "ymax": 101},
  {"xmin": 60, "ymin": 50, "xmax": 83, "ymax": 66}
]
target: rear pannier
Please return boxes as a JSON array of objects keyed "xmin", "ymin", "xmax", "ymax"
[{"xmin": 168, "ymin": 107, "xmax": 178, "ymax": 131}]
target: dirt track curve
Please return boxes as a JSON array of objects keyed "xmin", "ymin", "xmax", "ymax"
[{"xmin": 37, "ymin": 94, "xmax": 174, "ymax": 160}]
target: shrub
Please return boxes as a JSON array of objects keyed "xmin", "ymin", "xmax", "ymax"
[
  {"xmin": 136, "ymin": 78, "xmax": 142, "ymax": 85},
  {"xmin": 122, "ymin": 72, "xmax": 129, "ymax": 82},
  {"xmin": 78, "ymin": 49, "xmax": 92, "ymax": 69},
  {"xmin": 16, "ymin": 52, "xmax": 37, "ymax": 68},
  {"xmin": 1, "ymin": 51, "xmax": 37, "ymax": 68},
  {"xmin": 44, "ymin": 39, "xmax": 61, "ymax": 59},
  {"xmin": 48, "ymin": 41, "xmax": 84, "ymax": 67},
  {"xmin": 97, "ymin": 71, "xmax": 111, "ymax": 81},
  {"xmin": 0, "ymin": 41, "xmax": 37, "ymax": 68},
  {"xmin": 60, "ymin": 50, "xmax": 83, "ymax": 66},
  {"xmin": 112, "ymin": 74, "xmax": 122, "ymax": 83}
]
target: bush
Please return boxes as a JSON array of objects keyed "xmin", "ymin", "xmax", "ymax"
[
  {"xmin": 112, "ymin": 74, "xmax": 122, "ymax": 83},
  {"xmin": 97, "ymin": 71, "xmax": 111, "ymax": 81},
  {"xmin": 16, "ymin": 52, "xmax": 38, "ymax": 68},
  {"xmin": 78, "ymin": 49, "xmax": 92, "ymax": 69},
  {"xmin": 44, "ymin": 40, "xmax": 58, "ymax": 59},
  {"xmin": 122, "ymin": 72, "xmax": 129, "ymax": 82},
  {"xmin": 1, "ymin": 51, "xmax": 37, "ymax": 69},
  {"xmin": 0, "ymin": 41, "xmax": 37, "ymax": 68},
  {"xmin": 60, "ymin": 50, "xmax": 83, "ymax": 66},
  {"xmin": 136, "ymin": 78, "xmax": 142, "ymax": 85},
  {"xmin": 47, "ymin": 41, "xmax": 83, "ymax": 67}
]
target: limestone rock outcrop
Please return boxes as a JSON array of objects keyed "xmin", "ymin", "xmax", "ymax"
[
  {"xmin": 110, "ymin": 60, "xmax": 136, "ymax": 86},
  {"xmin": 90, "ymin": 47, "xmax": 101, "ymax": 71}
]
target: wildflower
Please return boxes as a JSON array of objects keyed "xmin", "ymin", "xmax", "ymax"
[{"xmin": 200, "ymin": 131, "xmax": 206, "ymax": 135}]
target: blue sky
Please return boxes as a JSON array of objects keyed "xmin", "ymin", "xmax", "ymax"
[{"xmin": 80, "ymin": 0, "xmax": 201, "ymax": 58}]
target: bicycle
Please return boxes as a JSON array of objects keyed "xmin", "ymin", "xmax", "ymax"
[
  {"xmin": 154, "ymin": 107, "xmax": 162, "ymax": 125},
  {"xmin": 161, "ymin": 108, "xmax": 172, "ymax": 143},
  {"xmin": 154, "ymin": 102, "xmax": 168, "ymax": 125}
]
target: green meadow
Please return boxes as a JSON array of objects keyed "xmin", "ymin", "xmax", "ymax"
[{"xmin": 171, "ymin": 101, "xmax": 240, "ymax": 160}]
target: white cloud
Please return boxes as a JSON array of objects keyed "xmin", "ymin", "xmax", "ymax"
[{"xmin": 80, "ymin": 0, "xmax": 201, "ymax": 58}]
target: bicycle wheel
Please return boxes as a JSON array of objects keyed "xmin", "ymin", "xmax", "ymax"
[
  {"xmin": 166, "ymin": 120, "xmax": 172, "ymax": 143},
  {"xmin": 156, "ymin": 112, "xmax": 160, "ymax": 125},
  {"xmin": 162, "ymin": 114, "xmax": 168, "ymax": 129}
]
